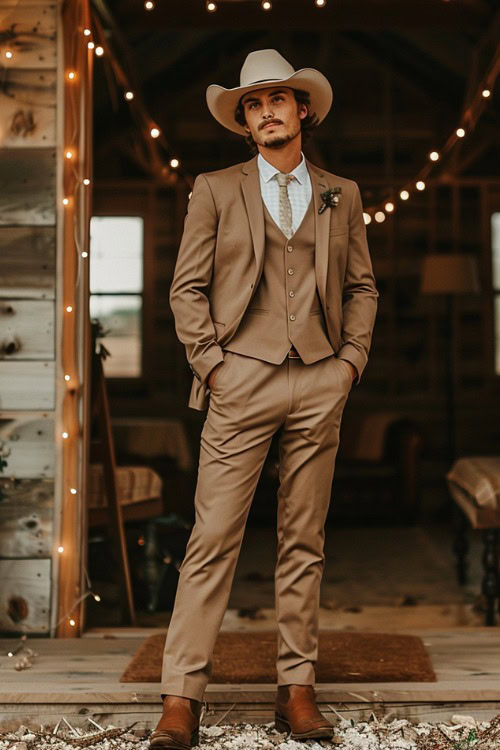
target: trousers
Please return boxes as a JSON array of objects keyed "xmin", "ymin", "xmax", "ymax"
[{"xmin": 160, "ymin": 350, "xmax": 353, "ymax": 701}]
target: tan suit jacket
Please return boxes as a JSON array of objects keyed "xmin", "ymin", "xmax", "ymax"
[{"xmin": 170, "ymin": 154, "xmax": 379, "ymax": 410}]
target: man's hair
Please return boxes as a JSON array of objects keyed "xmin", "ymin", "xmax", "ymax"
[{"xmin": 234, "ymin": 87, "xmax": 319, "ymax": 155}]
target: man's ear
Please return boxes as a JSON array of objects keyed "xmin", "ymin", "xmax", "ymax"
[{"xmin": 298, "ymin": 103, "xmax": 308, "ymax": 121}]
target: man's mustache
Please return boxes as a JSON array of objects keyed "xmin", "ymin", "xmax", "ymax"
[{"xmin": 259, "ymin": 119, "xmax": 283, "ymax": 130}]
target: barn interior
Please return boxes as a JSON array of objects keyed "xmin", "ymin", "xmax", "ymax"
[{"xmin": 84, "ymin": 0, "xmax": 500, "ymax": 633}]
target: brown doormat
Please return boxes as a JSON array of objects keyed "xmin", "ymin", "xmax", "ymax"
[{"xmin": 120, "ymin": 631, "xmax": 436, "ymax": 683}]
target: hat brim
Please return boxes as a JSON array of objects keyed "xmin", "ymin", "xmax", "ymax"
[{"xmin": 206, "ymin": 68, "xmax": 333, "ymax": 135}]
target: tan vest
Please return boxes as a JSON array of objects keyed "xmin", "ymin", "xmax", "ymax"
[{"xmin": 224, "ymin": 195, "xmax": 334, "ymax": 364}]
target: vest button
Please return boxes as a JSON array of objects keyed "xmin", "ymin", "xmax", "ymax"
[
  {"xmin": 289, "ymin": 290, "xmax": 295, "ymax": 297},
  {"xmin": 289, "ymin": 314, "xmax": 296, "ymax": 321},
  {"xmin": 287, "ymin": 268, "xmax": 294, "ymax": 275},
  {"xmin": 287, "ymin": 245, "xmax": 293, "ymax": 252}
]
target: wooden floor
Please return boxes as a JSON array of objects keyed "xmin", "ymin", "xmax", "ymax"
[{"xmin": 1, "ymin": 625, "xmax": 500, "ymax": 730}]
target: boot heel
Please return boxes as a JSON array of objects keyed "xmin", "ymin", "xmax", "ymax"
[
  {"xmin": 191, "ymin": 728, "xmax": 199, "ymax": 747},
  {"xmin": 274, "ymin": 713, "xmax": 290, "ymax": 734}
]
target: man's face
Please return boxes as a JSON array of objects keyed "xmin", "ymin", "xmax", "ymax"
[{"xmin": 240, "ymin": 86, "xmax": 308, "ymax": 150}]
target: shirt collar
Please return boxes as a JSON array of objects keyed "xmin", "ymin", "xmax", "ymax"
[{"xmin": 257, "ymin": 152, "xmax": 308, "ymax": 185}]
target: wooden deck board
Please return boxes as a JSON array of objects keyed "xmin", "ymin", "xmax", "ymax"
[{"xmin": 0, "ymin": 629, "xmax": 499, "ymax": 727}]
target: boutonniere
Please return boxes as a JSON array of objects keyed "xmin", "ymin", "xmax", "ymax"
[{"xmin": 318, "ymin": 187, "xmax": 342, "ymax": 214}]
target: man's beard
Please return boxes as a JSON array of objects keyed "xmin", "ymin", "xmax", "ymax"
[{"xmin": 259, "ymin": 123, "xmax": 301, "ymax": 149}]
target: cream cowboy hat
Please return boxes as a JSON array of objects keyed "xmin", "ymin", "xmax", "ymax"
[{"xmin": 206, "ymin": 49, "xmax": 333, "ymax": 136}]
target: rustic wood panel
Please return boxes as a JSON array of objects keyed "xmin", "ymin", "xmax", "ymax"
[
  {"xmin": 0, "ymin": 300, "xmax": 54, "ymax": 359},
  {"xmin": 0, "ymin": 4, "xmax": 56, "ymax": 69},
  {"xmin": 0, "ymin": 559, "xmax": 50, "ymax": 633},
  {"xmin": 0, "ymin": 68, "xmax": 56, "ymax": 148},
  {"xmin": 0, "ymin": 228, "xmax": 55, "ymax": 299},
  {"xmin": 0, "ymin": 414, "xmax": 54, "ymax": 478},
  {"xmin": 0, "ymin": 149, "xmax": 56, "ymax": 226},
  {"xmin": 0, "ymin": 478, "xmax": 53, "ymax": 557},
  {"xmin": 0, "ymin": 364, "xmax": 54, "ymax": 409}
]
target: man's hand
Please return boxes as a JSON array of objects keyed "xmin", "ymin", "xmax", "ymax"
[
  {"xmin": 208, "ymin": 361, "xmax": 224, "ymax": 390},
  {"xmin": 339, "ymin": 358, "xmax": 357, "ymax": 382}
]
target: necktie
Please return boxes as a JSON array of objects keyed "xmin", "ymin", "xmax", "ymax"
[{"xmin": 275, "ymin": 172, "xmax": 295, "ymax": 239}]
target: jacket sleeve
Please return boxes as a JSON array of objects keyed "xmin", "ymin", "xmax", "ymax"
[
  {"xmin": 336, "ymin": 181, "xmax": 379, "ymax": 385},
  {"xmin": 169, "ymin": 173, "xmax": 224, "ymax": 384}
]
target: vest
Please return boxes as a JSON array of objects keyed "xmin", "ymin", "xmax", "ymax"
[{"xmin": 224, "ymin": 194, "xmax": 334, "ymax": 364}]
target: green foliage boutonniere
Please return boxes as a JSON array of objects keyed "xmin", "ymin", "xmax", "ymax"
[{"xmin": 319, "ymin": 187, "xmax": 342, "ymax": 214}]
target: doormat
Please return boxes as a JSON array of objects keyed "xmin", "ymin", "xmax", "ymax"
[{"xmin": 120, "ymin": 631, "xmax": 436, "ymax": 683}]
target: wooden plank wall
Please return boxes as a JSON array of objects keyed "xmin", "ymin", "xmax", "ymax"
[{"xmin": 0, "ymin": 1, "xmax": 58, "ymax": 635}]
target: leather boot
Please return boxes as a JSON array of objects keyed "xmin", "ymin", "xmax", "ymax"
[
  {"xmin": 149, "ymin": 694, "xmax": 206, "ymax": 749},
  {"xmin": 275, "ymin": 684, "xmax": 334, "ymax": 740}
]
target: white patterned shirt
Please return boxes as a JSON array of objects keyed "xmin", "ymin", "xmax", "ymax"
[{"xmin": 257, "ymin": 151, "xmax": 312, "ymax": 234}]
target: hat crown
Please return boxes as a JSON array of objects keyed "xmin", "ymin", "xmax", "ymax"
[{"xmin": 240, "ymin": 49, "xmax": 295, "ymax": 87}]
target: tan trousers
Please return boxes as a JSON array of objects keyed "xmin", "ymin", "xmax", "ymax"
[{"xmin": 161, "ymin": 351, "xmax": 352, "ymax": 701}]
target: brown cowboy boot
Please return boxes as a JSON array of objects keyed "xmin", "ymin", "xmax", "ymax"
[
  {"xmin": 275, "ymin": 684, "xmax": 334, "ymax": 740},
  {"xmin": 149, "ymin": 694, "xmax": 206, "ymax": 749}
]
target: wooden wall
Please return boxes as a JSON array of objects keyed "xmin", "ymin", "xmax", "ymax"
[{"xmin": 0, "ymin": 1, "xmax": 58, "ymax": 635}]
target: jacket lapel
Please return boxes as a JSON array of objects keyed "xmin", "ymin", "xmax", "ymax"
[
  {"xmin": 307, "ymin": 160, "xmax": 330, "ymax": 309},
  {"xmin": 241, "ymin": 155, "xmax": 265, "ymax": 277}
]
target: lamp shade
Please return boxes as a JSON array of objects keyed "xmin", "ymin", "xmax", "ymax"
[{"xmin": 420, "ymin": 254, "xmax": 481, "ymax": 295}]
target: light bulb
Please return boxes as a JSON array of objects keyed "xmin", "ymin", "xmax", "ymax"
[
  {"xmin": 125, "ymin": 91, "xmax": 134, "ymax": 101},
  {"xmin": 57, "ymin": 546, "xmax": 64, "ymax": 553},
  {"xmin": 68, "ymin": 71, "xmax": 76, "ymax": 80},
  {"xmin": 374, "ymin": 211, "xmax": 385, "ymax": 223},
  {"xmin": 188, "ymin": 191, "xmax": 193, "ymax": 200},
  {"xmin": 385, "ymin": 202, "xmax": 394, "ymax": 212},
  {"xmin": 66, "ymin": 305, "xmax": 73, "ymax": 312},
  {"xmin": 315, "ymin": 0, "xmax": 326, "ymax": 5},
  {"xmin": 261, "ymin": 0, "xmax": 272, "ymax": 9},
  {"xmin": 95, "ymin": 46, "xmax": 104, "ymax": 56},
  {"xmin": 416, "ymin": 180, "xmax": 425, "ymax": 191},
  {"xmin": 206, "ymin": 1, "xmax": 217, "ymax": 10},
  {"xmin": 94, "ymin": 594, "xmax": 101, "ymax": 602},
  {"xmin": 82, "ymin": 251, "xmax": 88, "ymax": 258},
  {"xmin": 150, "ymin": 127, "xmax": 160, "ymax": 138},
  {"xmin": 83, "ymin": 178, "xmax": 90, "ymax": 185},
  {"xmin": 5, "ymin": 51, "xmax": 13, "ymax": 59},
  {"xmin": 70, "ymin": 488, "xmax": 77, "ymax": 494},
  {"xmin": 65, "ymin": 150, "xmax": 73, "ymax": 159},
  {"xmin": 400, "ymin": 190, "xmax": 409, "ymax": 200},
  {"xmin": 456, "ymin": 128, "xmax": 465, "ymax": 137},
  {"xmin": 62, "ymin": 432, "xmax": 69, "ymax": 439},
  {"xmin": 145, "ymin": 0, "xmax": 154, "ymax": 8},
  {"xmin": 429, "ymin": 151, "xmax": 439, "ymax": 161},
  {"xmin": 64, "ymin": 374, "xmax": 71, "ymax": 381},
  {"xmin": 69, "ymin": 618, "xmax": 76, "ymax": 627},
  {"xmin": 83, "ymin": 28, "xmax": 91, "ymax": 36},
  {"xmin": 482, "ymin": 89, "xmax": 490, "ymax": 98},
  {"xmin": 170, "ymin": 158, "xmax": 180, "ymax": 168},
  {"xmin": 88, "ymin": 41, "xmax": 95, "ymax": 50},
  {"xmin": 63, "ymin": 198, "xmax": 69, "ymax": 205},
  {"xmin": 363, "ymin": 213, "xmax": 371, "ymax": 224}
]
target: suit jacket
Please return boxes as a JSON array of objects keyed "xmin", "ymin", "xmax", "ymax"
[{"xmin": 169, "ymin": 154, "xmax": 379, "ymax": 410}]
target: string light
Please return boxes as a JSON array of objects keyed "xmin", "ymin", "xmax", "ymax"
[
  {"xmin": 150, "ymin": 127, "xmax": 160, "ymax": 138},
  {"xmin": 62, "ymin": 432, "xmax": 69, "ymax": 439},
  {"xmin": 124, "ymin": 90, "xmax": 134, "ymax": 100},
  {"xmin": 68, "ymin": 71, "xmax": 76, "ymax": 80},
  {"xmin": 170, "ymin": 158, "xmax": 180, "ymax": 168},
  {"xmin": 87, "ymin": 41, "xmax": 95, "ymax": 50},
  {"xmin": 374, "ymin": 211, "xmax": 385, "ymax": 223},
  {"xmin": 400, "ymin": 190, "xmax": 409, "ymax": 200},
  {"xmin": 261, "ymin": 1, "xmax": 272, "ymax": 9},
  {"xmin": 416, "ymin": 180, "xmax": 426, "ymax": 191},
  {"xmin": 65, "ymin": 150, "xmax": 73, "ymax": 159},
  {"xmin": 66, "ymin": 305, "xmax": 73, "ymax": 312},
  {"xmin": 145, "ymin": 0, "xmax": 154, "ymax": 8},
  {"xmin": 385, "ymin": 202, "xmax": 394, "ymax": 213},
  {"xmin": 482, "ymin": 89, "xmax": 490, "ymax": 97},
  {"xmin": 456, "ymin": 128, "xmax": 465, "ymax": 137},
  {"xmin": 57, "ymin": 546, "xmax": 64, "ymax": 554},
  {"xmin": 315, "ymin": 0, "xmax": 327, "ymax": 6},
  {"xmin": 5, "ymin": 50, "xmax": 13, "ymax": 59},
  {"xmin": 363, "ymin": 213, "xmax": 371, "ymax": 225},
  {"xmin": 82, "ymin": 251, "xmax": 88, "ymax": 258},
  {"xmin": 83, "ymin": 28, "xmax": 92, "ymax": 36},
  {"xmin": 429, "ymin": 151, "xmax": 439, "ymax": 161},
  {"xmin": 62, "ymin": 197, "xmax": 69, "ymax": 206},
  {"xmin": 83, "ymin": 178, "xmax": 90, "ymax": 185},
  {"xmin": 95, "ymin": 46, "xmax": 104, "ymax": 56},
  {"xmin": 70, "ymin": 488, "xmax": 77, "ymax": 494},
  {"xmin": 206, "ymin": 1, "xmax": 217, "ymax": 9},
  {"xmin": 69, "ymin": 619, "xmax": 76, "ymax": 627}
]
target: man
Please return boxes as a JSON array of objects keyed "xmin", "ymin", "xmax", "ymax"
[{"xmin": 150, "ymin": 49, "xmax": 378, "ymax": 749}]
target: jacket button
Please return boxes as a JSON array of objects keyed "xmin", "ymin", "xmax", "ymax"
[
  {"xmin": 289, "ymin": 290, "xmax": 295, "ymax": 297},
  {"xmin": 287, "ymin": 245, "xmax": 293, "ymax": 252},
  {"xmin": 289, "ymin": 314, "xmax": 296, "ymax": 321},
  {"xmin": 287, "ymin": 268, "xmax": 294, "ymax": 275}
]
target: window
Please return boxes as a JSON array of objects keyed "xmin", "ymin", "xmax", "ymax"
[
  {"xmin": 89, "ymin": 216, "xmax": 144, "ymax": 378},
  {"xmin": 493, "ymin": 212, "xmax": 500, "ymax": 376}
]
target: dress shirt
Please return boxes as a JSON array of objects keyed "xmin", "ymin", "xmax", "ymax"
[{"xmin": 257, "ymin": 151, "xmax": 312, "ymax": 235}]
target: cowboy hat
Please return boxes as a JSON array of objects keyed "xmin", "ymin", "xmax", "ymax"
[{"xmin": 206, "ymin": 49, "xmax": 333, "ymax": 135}]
